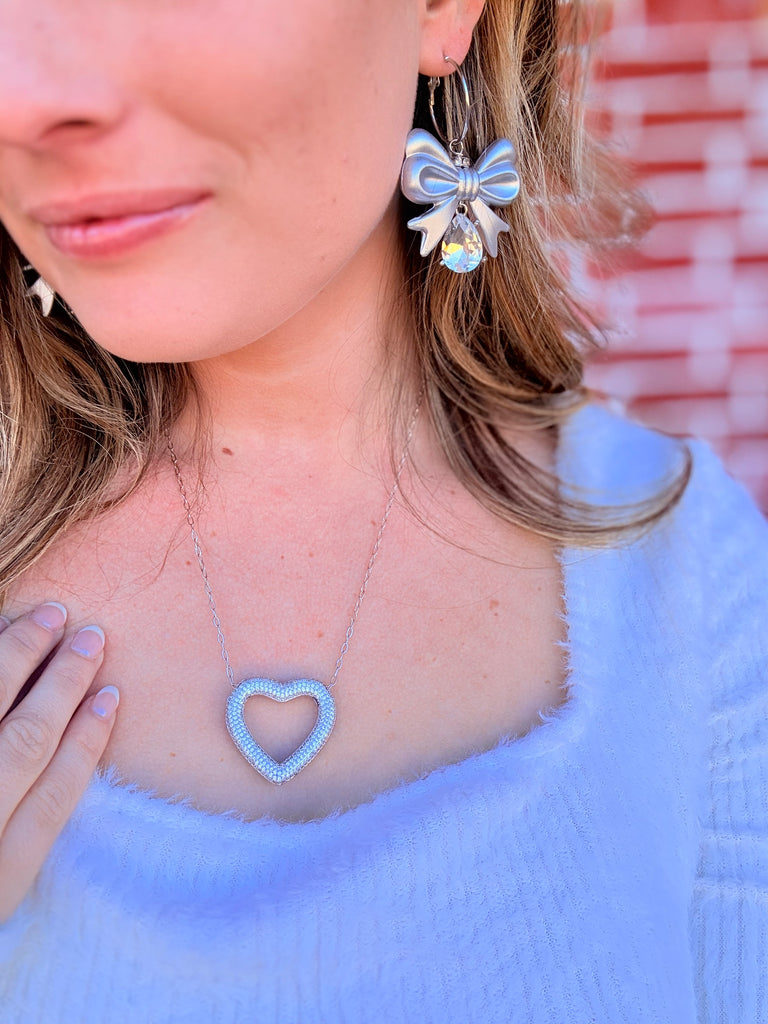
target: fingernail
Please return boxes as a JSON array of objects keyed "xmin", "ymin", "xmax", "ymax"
[
  {"xmin": 91, "ymin": 685, "xmax": 120, "ymax": 719},
  {"xmin": 70, "ymin": 625, "xmax": 105, "ymax": 659},
  {"xmin": 31, "ymin": 601, "xmax": 68, "ymax": 632}
]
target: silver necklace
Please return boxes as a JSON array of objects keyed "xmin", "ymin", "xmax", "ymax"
[{"xmin": 167, "ymin": 412, "xmax": 418, "ymax": 785}]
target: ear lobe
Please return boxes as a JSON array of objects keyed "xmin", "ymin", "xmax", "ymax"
[{"xmin": 418, "ymin": 0, "xmax": 487, "ymax": 77}]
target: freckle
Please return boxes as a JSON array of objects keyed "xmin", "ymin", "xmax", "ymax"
[
  {"xmin": 308, "ymin": 551, "xmax": 314, "ymax": 558},
  {"xmin": 489, "ymin": 599, "xmax": 499, "ymax": 610},
  {"xmin": 185, "ymin": 560, "xmax": 191, "ymax": 566},
  {"xmin": 280, "ymin": 554, "xmax": 285, "ymax": 561},
  {"xmin": 169, "ymin": 751, "xmax": 176, "ymax": 757},
  {"xmin": 317, "ymin": 630, "xmax": 324, "ymax": 638},
  {"xmin": 222, "ymin": 447, "xmax": 234, "ymax": 456},
  {"xmin": 211, "ymin": 531, "xmax": 217, "ymax": 537}
]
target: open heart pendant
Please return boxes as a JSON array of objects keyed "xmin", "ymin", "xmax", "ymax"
[{"xmin": 225, "ymin": 677, "xmax": 337, "ymax": 785}]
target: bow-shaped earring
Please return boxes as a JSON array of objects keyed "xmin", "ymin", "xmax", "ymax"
[
  {"xmin": 400, "ymin": 57, "xmax": 520, "ymax": 273},
  {"xmin": 23, "ymin": 265, "xmax": 56, "ymax": 317}
]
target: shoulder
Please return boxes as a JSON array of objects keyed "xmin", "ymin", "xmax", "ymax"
[
  {"xmin": 560, "ymin": 398, "xmax": 767, "ymax": 551},
  {"xmin": 560, "ymin": 399, "xmax": 767, "ymax": 653},
  {"xmin": 558, "ymin": 398, "xmax": 687, "ymax": 501}
]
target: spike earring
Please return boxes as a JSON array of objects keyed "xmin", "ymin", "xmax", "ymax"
[
  {"xmin": 23, "ymin": 265, "xmax": 56, "ymax": 317},
  {"xmin": 400, "ymin": 56, "xmax": 520, "ymax": 273}
]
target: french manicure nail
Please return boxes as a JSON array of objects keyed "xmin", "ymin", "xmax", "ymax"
[
  {"xmin": 70, "ymin": 625, "xmax": 105, "ymax": 658},
  {"xmin": 91, "ymin": 685, "xmax": 120, "ymax": 719},
  {"xmin": 31, "ymin": 602, "xmax": 68, "ymax": 632}
]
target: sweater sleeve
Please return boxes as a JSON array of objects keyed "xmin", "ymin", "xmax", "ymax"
[{"xmin": 688, "ymin": 444, "xmax": 768, "ymax": 1022}]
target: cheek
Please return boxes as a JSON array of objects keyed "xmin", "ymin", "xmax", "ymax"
[
  {"xmin": 182, "ymin": 2, "xmax": 418, "ymax": 251},
  {"xmin": 20, "ymin": 1, "xmax": 420, "ymax": 362}
]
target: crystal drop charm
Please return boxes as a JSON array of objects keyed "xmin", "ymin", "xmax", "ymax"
[{"xmin": 441, "ymin": 213, "xmax": 484, "ymax": 273}]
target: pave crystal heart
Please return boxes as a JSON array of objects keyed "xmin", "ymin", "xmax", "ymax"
[{"xmin": 225, "ymin": 677, "xmax": 336, "ymax": 785}]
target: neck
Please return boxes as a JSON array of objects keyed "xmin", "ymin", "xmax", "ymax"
[{"xmin": 175, "ymin": 203, "xmax": 417, "ymax": 469}]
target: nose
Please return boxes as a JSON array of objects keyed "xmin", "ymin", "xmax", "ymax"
[{"xmin": 0, "ymin": 5, "xmax": 126, "ymax": 151}]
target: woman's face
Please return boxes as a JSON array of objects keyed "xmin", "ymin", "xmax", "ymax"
[{"xmin": 0, "ymin": 0, "xmax": 468, "ymax": 362}]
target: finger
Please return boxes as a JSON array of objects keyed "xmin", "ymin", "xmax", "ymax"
[
  {"xmin": 0, "ymin": 602, "xmax": 69, "ymax": 720},
  {"xmin": 0, "ymin": 623, "xmax": 106, "ymax": 826},
  {"xmin": 0, "ymin": 685, "xmax": 119, "ymax": 924}
]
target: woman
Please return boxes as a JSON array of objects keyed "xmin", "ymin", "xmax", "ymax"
[{"xmin": 0, "ymin": 0, "xmax": 765, "ymax": 1020}]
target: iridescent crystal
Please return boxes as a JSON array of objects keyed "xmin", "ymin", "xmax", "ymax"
[{"xmin": 441, "ymin": 213, "xmax": 484, "ymax": 273}]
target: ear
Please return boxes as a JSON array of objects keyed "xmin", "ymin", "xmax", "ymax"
[{"xmin": 417, "ymin": 0, "xmax": 486, "ymax": 77}]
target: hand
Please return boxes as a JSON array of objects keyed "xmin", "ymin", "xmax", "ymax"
[{"xmin": 0, "ymin": 602, "xmax": 119, "ymax": 924}]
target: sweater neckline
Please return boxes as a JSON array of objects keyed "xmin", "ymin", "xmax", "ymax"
[
  {"xmin": 80, "ymin": 403, "xmax": 622, "ymax": 833},
  {"xmin": 84, "ymin": 539, "xmax": 594, "ymax": 833}
]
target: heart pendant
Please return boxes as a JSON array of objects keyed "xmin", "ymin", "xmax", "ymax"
[{"xmin": 225, "ymin": 677, "xmax": 336, "ymax": 785}]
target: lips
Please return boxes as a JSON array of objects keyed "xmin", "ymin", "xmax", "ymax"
[{"xmin": 28, "ymin": 188, "xmax": 211, "ymax": 259}]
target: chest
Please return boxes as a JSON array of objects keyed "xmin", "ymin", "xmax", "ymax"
[{"xmin": 5, "ymin": 477, "xmax": 567, "ymax": 822}]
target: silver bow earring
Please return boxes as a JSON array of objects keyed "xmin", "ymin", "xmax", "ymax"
[
  {"xmin": 400, "ymin": 56, "xmax": 520, "ymax": 273},
  {"xmin": 24, "ymin": 265, "xmax": 56, "ymax": 316}
]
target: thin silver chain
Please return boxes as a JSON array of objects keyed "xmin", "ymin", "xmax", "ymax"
[{"xmin": 166, "ymin": 407, "xmax": 420, "ymax": 692}]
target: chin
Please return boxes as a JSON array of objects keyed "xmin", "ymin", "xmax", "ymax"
[
  {"xmin": 77, "ymin": 316, "xmax": 256, "ymax": 365},
  {"xmin": 57, "ymin": 209, "xmax": 387, "ymax": 364},
  {"xmin": 63, "ymin": 272, "xmax": 305, "ymax": 365}
]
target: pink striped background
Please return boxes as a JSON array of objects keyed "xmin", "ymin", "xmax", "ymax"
[{"xmin": 583, "ymin": 0, "xmax": 768, "ymax": 508}]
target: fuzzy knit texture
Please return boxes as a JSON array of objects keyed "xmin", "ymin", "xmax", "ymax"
[{"xmin": 0, "ymin": 404, "xmax": 766, "ymax": 1024}]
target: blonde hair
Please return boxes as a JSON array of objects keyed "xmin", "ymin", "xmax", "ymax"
[{"xmin": 0, "ymin": 0, "xmax": 688, "ymax": 604}]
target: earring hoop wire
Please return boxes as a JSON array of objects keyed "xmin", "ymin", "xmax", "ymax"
[{"xmin": 428, "ymin": 55, "xmax": 471, "ymax": 153}]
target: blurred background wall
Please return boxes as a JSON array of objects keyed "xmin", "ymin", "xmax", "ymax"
[{"xmin": 583, "ymin": 0, "xmax": 768, "ymax": 508}]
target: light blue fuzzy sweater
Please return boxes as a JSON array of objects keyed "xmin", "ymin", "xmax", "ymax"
[{"xmin": 1, "ymin": 406, "xmax": 766, "ymax": 1023}]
